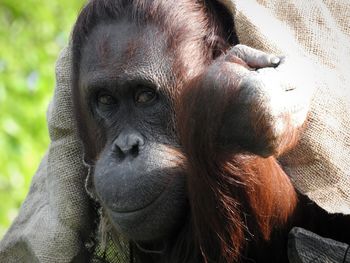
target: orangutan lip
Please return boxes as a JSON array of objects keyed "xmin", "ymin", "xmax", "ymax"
[{"xmin": 108, "ymin": 183, "xmax": 168, "ymax": 215}]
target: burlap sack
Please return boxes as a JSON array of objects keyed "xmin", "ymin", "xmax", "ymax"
[
  {"xmin": 218, "ymin": 0, "xmax": 350, "ymax": 214},
  {"xmin": 0, "ymin": 47, "xmax": 93, "ymax": 262},
  {"xmin": 1, "ymin": 0, "xmax": 349, "ymax": 262}
]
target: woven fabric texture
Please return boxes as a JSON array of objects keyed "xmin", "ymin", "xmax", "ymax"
[
  {"xmin": 1, "ymin": 0, "xmax": 349, "ymax": 262},
  {"xmin": 218, "ymin": 0, "xmax": 350, "ymax": 214}
]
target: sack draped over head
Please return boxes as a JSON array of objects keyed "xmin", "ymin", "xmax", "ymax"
[{"xmin": 1, "ymin": 0, "xmax": 349, "ymax": 262}]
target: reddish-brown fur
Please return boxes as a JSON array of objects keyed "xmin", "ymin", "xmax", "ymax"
[
  {"xmin": 72, "ymin": 1, "xmax": 350, "ymax": 262},
  {"xmin": 176, "ymin": 55, "xmax": 350, "ymax": 263},
  {"xmin": 177, "ymin": 66, "xmax": 299, "ymax": 262}
]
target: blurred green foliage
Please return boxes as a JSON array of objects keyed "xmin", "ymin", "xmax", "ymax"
[{"xmin": 0, "ymin": 0, "xmax": 85, "ymax": 238}]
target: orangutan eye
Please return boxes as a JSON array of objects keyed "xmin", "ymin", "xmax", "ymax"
[
  {"xmin": 135, "ymin": 89, "xmax": 157, "ymax": 105},
  {"xmin": 97, "ymin": 93, "xmax": 116, "ymax": 105}
]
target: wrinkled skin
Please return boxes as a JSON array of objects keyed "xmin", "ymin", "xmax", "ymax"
[
  {"xmin": 77, "ymin": 19, "xmax": 308, "ymax": 242},
  {"xmin": 214, "ymin": 45, "xmax": 312, "ymax": 157},
  {"xmin": 79, "ymin": 21, "xmax": 188, "ymax": 241}
]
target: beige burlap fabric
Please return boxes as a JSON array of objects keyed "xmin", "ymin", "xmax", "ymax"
[
  {"xmin": 1, "ymin": 0, "xmax": 349, "ymax": 262},
  {"xmin": 218, "ymin": 0, "xmax": 350, "ymax": 214},
  {"xmin": 0, "ymin": 47, "xmax": 93, "ymax": 262}
]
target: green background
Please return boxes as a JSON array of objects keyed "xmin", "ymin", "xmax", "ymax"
[{"xmin": 0, "ymin": 0, "xmax": 85, "ymax": 238}]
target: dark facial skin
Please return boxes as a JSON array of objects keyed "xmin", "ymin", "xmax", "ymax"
[{"xmin": 79, "ymin": 21, "xmax": 187, "ymax": 241}]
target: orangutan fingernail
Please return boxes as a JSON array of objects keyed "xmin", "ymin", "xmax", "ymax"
[{"xmin": 271, "ymin": 56, "xmax": 280, "ymax": 65}]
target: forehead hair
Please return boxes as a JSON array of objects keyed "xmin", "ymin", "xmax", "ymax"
[{"xmin": 72, "ymin": 0, "xmax": 235, "ymax": 97}]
